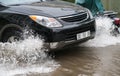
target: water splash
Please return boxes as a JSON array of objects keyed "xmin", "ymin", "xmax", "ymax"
[
  {"xmin": 0, "ymin": 29, "xmax": 59, "ymax": 76},
  {"xmin": 81, "ymin": 16, "xmax": 120, "ymax": 47}
]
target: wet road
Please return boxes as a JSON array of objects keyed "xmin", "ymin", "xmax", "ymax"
[
  {"xmin": 48, "ymin": 45, "xmax": 120, "ymax": 76},
  {"xmin": 27, "ymin": 44, "xmax": 120, "ymax": 76}
]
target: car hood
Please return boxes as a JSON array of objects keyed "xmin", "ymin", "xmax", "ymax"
[{"xmin": 8, "ymin": 1, "xmax": 87, "ymax": 17}]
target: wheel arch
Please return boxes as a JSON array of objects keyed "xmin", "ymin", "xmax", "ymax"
[{"xmin": 0, "ymin": 24, "xmax": 23, "ymax": 41}]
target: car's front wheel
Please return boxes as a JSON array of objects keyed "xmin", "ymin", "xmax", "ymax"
[{"xmin": 2, "ymin": 29, "xmax": 23, "ymax": 42}]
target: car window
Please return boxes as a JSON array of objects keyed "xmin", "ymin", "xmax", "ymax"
[{"xmin": 0, "ymin": 0, "xmax": 41, "ymax": 6}]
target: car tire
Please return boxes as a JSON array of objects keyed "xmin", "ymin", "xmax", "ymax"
[{"xmin": 2, "ymin": 29, "xmax": 23, "ymax": 42}]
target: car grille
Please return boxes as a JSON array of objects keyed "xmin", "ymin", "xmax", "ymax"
[{"xmin": 59, "ymin": 12, "xmax": 88, "ymax": 22}]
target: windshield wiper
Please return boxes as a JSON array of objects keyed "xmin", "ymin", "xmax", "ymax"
[
  {"xmin": 9, "ymin": 3, "xmax": 31, "ymax": 6},
  {"xmin": 9, "ymin": 4, "xmax": 21, "ymax": 6}
]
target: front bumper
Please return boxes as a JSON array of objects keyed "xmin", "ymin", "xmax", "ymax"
[
  {"xmin": 45, "ymin": 19, "xmax": 96, "ymax": 50},
  {"xmin": 31, "ymin": 18, "xmax": 96, "ymax": 50},
  {"xmin": 50, "ymin": 19, "xmax": 95, "ymax": 42},
  {"xmin": 45, "ymin": 36, "xmax": 94, "ymax": 50}
]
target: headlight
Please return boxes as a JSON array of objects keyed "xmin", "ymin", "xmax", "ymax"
[{"xmin": 29, "ymin": 15, "xmax": 63, "ymax": 28}]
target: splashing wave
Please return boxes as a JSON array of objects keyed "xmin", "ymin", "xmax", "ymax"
[
  {"xmin": 81, "ymin": 17, "xmax": 120, "ymax": 47},
  {"xmin": 0, "ymin": 29, "xmax": 59, "ymax": 76}
]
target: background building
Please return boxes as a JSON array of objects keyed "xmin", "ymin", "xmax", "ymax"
[{"xmin": 102, "ymin": 0, "xmax": 120, "ymax": 14}]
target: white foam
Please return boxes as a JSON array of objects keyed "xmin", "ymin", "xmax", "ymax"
[
  {"xmin": 0, "ymin": 63, "xmax": 58, "ymax": 76},
  {"xmin": 81, "ymin": 17, "xmax": 120, "ymax": 47},
  {"xmin": 0, "ymin": 30, "xmax": 59, "ymax": 76}
]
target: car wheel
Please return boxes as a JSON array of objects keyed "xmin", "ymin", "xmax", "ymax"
[{"xmin": 2, "ymin": 29, "xmax": 23, "ymax": 42}]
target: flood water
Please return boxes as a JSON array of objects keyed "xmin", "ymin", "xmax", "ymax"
[
  {"xmin": 52, "ymin": 45, "xmax": 120, "ymax": 76},
  {"xmin": 1, "ymin": 17, "xmax": 120, "ymax": 76}
]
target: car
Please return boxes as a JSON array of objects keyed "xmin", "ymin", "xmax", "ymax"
[{"xmin": 0, "ymin": 0, "xmax": 96, "ymax": 50}]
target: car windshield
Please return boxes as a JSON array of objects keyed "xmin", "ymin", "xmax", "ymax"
[{"xmin": 0, "ymin": 0, "xmax": 50, "ymax": 6}]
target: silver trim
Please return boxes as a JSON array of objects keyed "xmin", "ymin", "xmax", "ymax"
[{"xmin": 45, "ymin": 37, "xmax": 90, "ymax": 50}]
